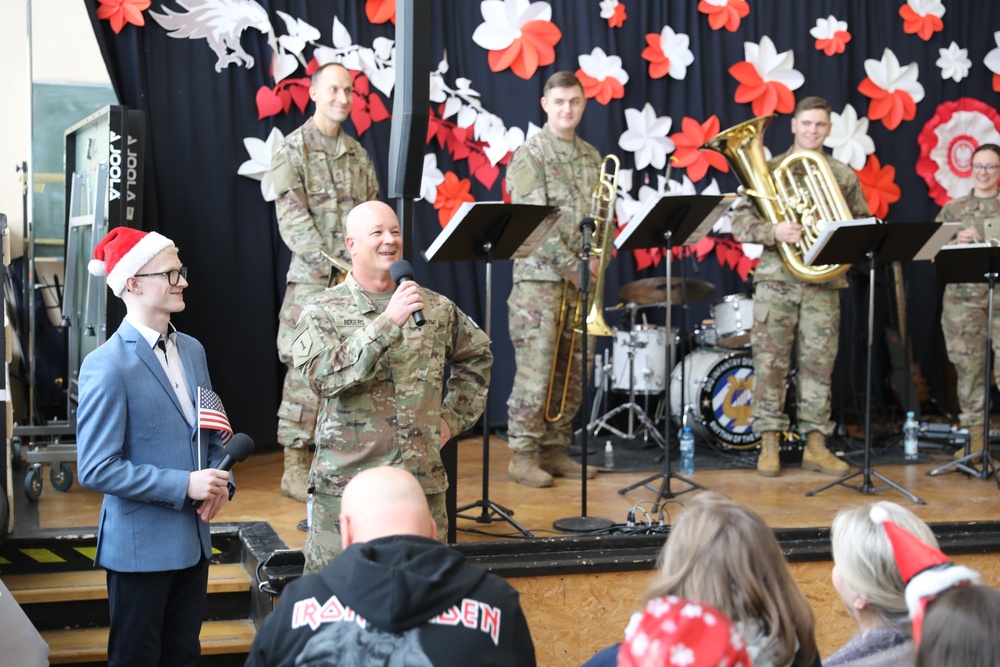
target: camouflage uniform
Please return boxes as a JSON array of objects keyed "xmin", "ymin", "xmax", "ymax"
[
  {"xmin": 271, "ymin": 118, "xmax": 379, "ymax": 458},
  {"xmin": 731, "ymin": 149, "xmax": 870, "ymax": 436},
  {"xmin": 938, "ymin": 191, "xmax": 1000, "ymax": 428},
  {"xmin": 505, "ymin": 124, "xmax": 602, "ymax": 461},
  {"xmin": 291, "ymin": 273, "xmax": 492, "ymax": 572}
]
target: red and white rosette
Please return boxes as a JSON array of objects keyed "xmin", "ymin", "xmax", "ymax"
[{"xmin": 917, "ymin": 97, "xmax": 1000, "ymax": 206}]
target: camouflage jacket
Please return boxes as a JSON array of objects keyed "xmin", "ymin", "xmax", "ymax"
[
  {"xmin": 506, "ymin": 124, "xmax": 602, "ymax": 283},
  {"xmin": 290, "ymin": 273, "xmax": 493, "ymax": 495},
  {"xmin": 272, "ymin": 118, "xmax": 379, "ymax": 286},
  {"xmin": 730, "ymin": 149, "xmax": 870, "ymax": 289},
  {"xmin": 938, "ymin": 190, "xmax": 1000, "ymax": 306}
]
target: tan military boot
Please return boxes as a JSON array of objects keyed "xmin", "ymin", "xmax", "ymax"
[
  {"xmin": 956, "ymin": 428, "xmax": 985, "ymax": 463},
  {"xmin": 756, "ymin": 431, "xmax": 781, "ymax": 477},
  {"xmin": 280, "ymin": 446, "xmax": 311, "ymax": 503},
  {"xmin": 802, "ymin": 431, "xmax": 849, "ymax": 475},
  {"xmin": 509, "ymin": 450, "xmax": 554, "ymax": 488},
  {"xmin": 540, "ymin": 447, "xmax": 598, "ymax": 479}
]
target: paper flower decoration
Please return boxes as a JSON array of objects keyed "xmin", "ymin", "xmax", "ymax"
[
  {"xmin": 366, "ymin": 0, "xmax": 396, "ymax": 24},
  {"xmin": 600, "ymin": 0, "xmax": 626, "ymax": 28},
  {"xmin": 576, "ymin": 48, "xmax": 629, "ymax": 105},
  {"xmin": 669, "ymin": 116, "xmax": 730, "ymax": 182},
  {"xmin": 858, "ymin": 48, "xmax": 924, "ymax": 131},
  {"xmin": 825, "ymin": 104, "xmax": 875, "ymax": 170},
  {"xmin": 936, "ymin": 42, "xmax": 971, "ymax": 83},
  {"xmin": 855, "ymin": 155, "xmax": 901, "ymax": 219},
  {"xmin": 642, "ymin": 25, "xmax": 695, "ymax": 80},
  {"xmin": 618, "ymin": 103, "xmax": 675, "ymax": 171},
  {"xmin": 986, "ymin": 31, "xmax": 1000, "ymax": 92},
  {"xmin": 97, "ymin": 0, "xmax": 151, "ymax": 34},
  {"xmin": 899, "ymin": 0, "xmax": 945, "ymax": 42},
  {"xmin": 238, "ymin": 127, "xmax": 285, "ymax": 202},
  {"xmin": 434, "ymin": 172, "xmax": 475, "ymax": 227},
  {"xmin": 810, "ymin": 15, "xmax": 851, "ymax": 56},
  {"xmin": 698, "ymin": 0, "xmax": 750, "ymax": 33},
  {"xmin": 472, "ymin": 0, "xmax": 561, "ymax": 79},
  {"xmin": 916, "ymin": 98, "xmax": 1000, "ymax": 206},
  {"xmin": 419, "ymin": 154, "xmax": 446, "ymax": 204},
  {"xmin": 729, "ymin": 36, "xmax": 804, "ymax": 117}
]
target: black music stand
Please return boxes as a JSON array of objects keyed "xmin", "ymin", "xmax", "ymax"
[
  {"xmin": 613, "ymin": 194, "xmax": 730, "ymax": 502},
  {"xmin": 805, "ymin": 220, "xmax": 954, "ymax": 503},
  {"xmin": 424, "ymin": 201, "xmax": 558, "ymax": 538},
  {"xmin": 928, "ymin": 244, "xmax": 1000, "ymax": 486}
]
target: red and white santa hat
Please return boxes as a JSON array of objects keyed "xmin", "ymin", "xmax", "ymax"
[
  {"xmin": 88, "ymin": 227, "xmax": 175, "ymax": 297},
  {"xmin": 870, "ymin": 505, "xmax": 980, "ymax": 645}
]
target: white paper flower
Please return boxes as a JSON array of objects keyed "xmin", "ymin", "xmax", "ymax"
[
  {"xmin": 907, "ymin": 0, "xmax": 945, "ymax": 19},
  {"xmin": 825, "ymin": 104, "xmax": 875, "ymax": 170},
  {"xmin": 986, "ymin": 31, "xmax": 1000, "ymax": 77},
  {"xmin": 238, "ymin": 127, "xmax": 285, "ymax": 202},
  {"xmin": 810, "ymin": 15, "xmax": 848, "ymax": 39},
  {"xmin": 275, "ymin": 11, "xmax": 320, "ymax": 57},
  {"xmin": 744, "ymin": 36, "xmax": 804, "ymax": 90},
  {"xmin": 618, "ymin": 103, "xmax": 675, "ymax": 171},
  {"xmin": 864, "ymin": 48, "xmax": 925, "ymax": 101},
  {"xmin": 937, "ymin": 42, "xmax": 971, "ymax": 83},
  {"xmin": 658, "ymin": 25, "xmax": 695, "ymax": 80},
  {"xmin": 579, "ymin": 47, "xmax": 630, "ymax": 86},
  {"xmin": 419, "ymin": 153, "xmax": 445, "ymax": 204},
  {"xmin": 599, "ymin": 0, "xmax": 619, "ymax": 20},
  {"xmin": 472, "ymin": 0, "xmax": 552, "ymax": 51}
]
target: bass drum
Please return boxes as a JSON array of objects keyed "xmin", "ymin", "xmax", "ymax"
[{"xmin": 669, "ymin": 348, "xmax": 760, "ymax": 450}]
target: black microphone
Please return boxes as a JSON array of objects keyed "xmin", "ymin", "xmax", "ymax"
[
  {"xmin": 389, "ymin": 259, "xmax": 426, "ymax": 327},
  {"xmin": 191, "ymin": 433, "xmax": 254, "ymax": 508},
  {"xmin": 579, "ymin": 217, "xmax": 596, "ymax": 253}
]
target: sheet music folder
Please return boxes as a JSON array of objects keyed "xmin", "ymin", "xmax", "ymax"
[
  {"xmin": 935, "ymin": 244, "xmax": 1000, "ymax": 284},
  {"xmin": 805, "ymin": 219, "xmax": 956, "ymax": 266},
  {"xmin": 615, "ymin": 194, "xmax": 729, "ymax": 251},
  {"xmin": 422, "ymin": 201, "xmax": 558, "ymax": 262}
]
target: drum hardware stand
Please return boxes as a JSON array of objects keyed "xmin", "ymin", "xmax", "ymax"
[
  {"xmin": 806, "ymin": 220, "xmax": 953, "ymax": 503},
  {"xmin": 613, "ymin": 194, "xmax": 730, "ymax": 502},
  {"xmin": 425, "ymin": 202, "xmax": 561, "ymax": 538},
  {"xmin": 927, "ymin": 244, "xmax": 1000, "ymax": 486}
]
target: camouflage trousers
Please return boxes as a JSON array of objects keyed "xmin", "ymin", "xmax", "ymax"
[
  {"xmin": 942, "ymin": 297, "xmax": 1000, "ymax": 427},
  {"xmin": 506, "ymin": 280, "xmax": 594, "ymax": 453},
  {"xmin": 750, "ymin": 281, "xmax": 839, "ymax": 435},
  {"xmin": 276, "ymin": 282, "xmax": 327, "ymax": 450},
  {"xmin": 303, "ymin": 489, "xmax": 448, "ymax": 574}
]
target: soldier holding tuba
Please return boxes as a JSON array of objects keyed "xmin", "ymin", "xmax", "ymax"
[
  {"xmin": 505, "ymin": 71, "xmax": 603, "ymax": 488},
  {"xmin": 721, "ymin": 96, "xmax": 871, "ymax": 478}
]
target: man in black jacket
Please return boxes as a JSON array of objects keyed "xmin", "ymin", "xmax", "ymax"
[{"xmin": 244, "ymin": 466, "xmax": 536, "ymax": 666}]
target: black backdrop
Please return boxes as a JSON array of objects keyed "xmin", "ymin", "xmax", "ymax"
[{"xmin": 83, "ymin": 0, "xmax": 1000, "ymax": 444}]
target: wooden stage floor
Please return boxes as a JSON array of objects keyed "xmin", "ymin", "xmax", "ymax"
[{"xmin": 13, "ymin": 434, "xmax": 1000, "ymax": 666}]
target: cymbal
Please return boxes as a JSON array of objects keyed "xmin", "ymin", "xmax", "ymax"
[
  {"xmin": 603, "ymin": 301, "xmax": 664, "ymax": 312},
  {"xmin": 617, "ymin": 277, "xmax": 716, "ymax": 305}
]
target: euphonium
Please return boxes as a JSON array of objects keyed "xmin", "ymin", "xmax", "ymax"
[
  {"xmin": 544, "ymin": 155, "xmax": 619, "ymax": 423},
  {"xmin": 703, "ymin": 114, "xmax": 852, "ymax": 283}
]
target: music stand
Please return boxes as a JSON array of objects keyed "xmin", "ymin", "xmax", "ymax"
[
  {"xmin": 613, "ymin": 194, "xmax": 729, "ymax": 502},
  {"xmin": 805, "ymin": 220, "xmax": 955, "ymax": 503},
  {"xmin": 928, "ymin": 244, "xmax": 1000, "ymax": 486},
  {"xmin": 424, "ymin": 201, "xmax": 559, "ymax": 538}
]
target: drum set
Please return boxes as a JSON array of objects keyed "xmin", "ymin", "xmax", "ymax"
[{"xmin": 595, "ymin": 277, "xmax": 761, "ymax": 451}]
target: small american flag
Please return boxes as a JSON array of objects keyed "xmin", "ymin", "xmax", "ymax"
[{"xmin": 198, "ymin": 387, "xmax": 233, "ymax": 444}]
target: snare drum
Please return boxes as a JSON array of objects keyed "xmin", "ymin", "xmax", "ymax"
[
  {"xmin": 711, "ymin": 294, "xmax": 753, "ymax": 349},
  {"xmin": 669, "ymin": 348, "xmax": 760, "ymax": 450},
  {"xmin": 611, "ymin": 325, "xmax": 676, "ymax": 394},
  {"xmin": 693, "ymin": 319, "xmax": 718, "ymax": 347}
]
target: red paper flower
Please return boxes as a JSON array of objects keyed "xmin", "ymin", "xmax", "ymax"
[
  {"xmin": 434, "ymin": 172, "xmax": 475, "ymax": 227},
  {"xmin": 858, "ymin": 78, "xmax": 917, "ymax": 131},
  {"xmin": 607, "ymin": 3, "xmax": 626, "ymax": 28},
  {"xmin": 855, "ymin": 155, "xmax": 901, "ymax": 219},
  {"xmin": 669, "ymin": 116, "xmax": 730, "ymax": 182},
  {"xmin": 96, "ymin": 0, "xmax": 150, "ymax": 34},
  {"xmin": 729, "ymin": 62, "xmax": 796, "ymax": 117},
  {"xmin": 366, "ymin": 0, "xmax": 396, "ymax": 24},
  {"xmin": 899, "ymin": 3, "xmax": 943, "ymax": 41},
  {"xmin": 487, "ymin": 20, "xmax": 561, "ymax": 80},
  {"xmin": 698, "ymin": 0, "xmax": 750, "ymax": 33},
  {"xmin": 349, "ymin": 72, "xmax": 390, "ymax": 136},
  {"xmin": 576, "ymin": 70, "xmax": 625, "ymax": 105},
  {"xmin": 641, "ymin": 34, "xmax": 671, "ymax": 79},
  {"xmin": 815, "ymin": 30, "xmax": 851, "ymax": 56},
  {"xmin": 916, "ymin": 98, "xmax": 1000, "ymax": 206}
]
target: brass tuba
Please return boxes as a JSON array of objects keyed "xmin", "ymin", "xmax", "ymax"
[
  {"xmin": 544, "ymin": 155, "xmax": 619, "ymax": 423},
  {"xmin": 703, "ymin": 114, "xmax": 852, "ymax": 283}
]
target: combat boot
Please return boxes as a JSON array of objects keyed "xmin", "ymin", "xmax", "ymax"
[
  {"xmin": 509, "ymin": 450, "xmax": 554, "ymax": 488},
  {"xmin": 756, "ymin": 431, "xmax": 781, "ymax": 477},
  {"xmin": 281, "ymin": 446, "xmax": 311, "ymax": 503},
  {"xmin": 956, "ymin": 428, "xmax": 984, "ymax": 463},
  {"xmin": 802, "ymin": 431, "xmax": 849, "ymax": 475},
  {"xmin": 540, "ymin": 447, "xmax": 598, "ymax": 479}
]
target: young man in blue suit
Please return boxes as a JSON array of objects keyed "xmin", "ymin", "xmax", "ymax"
[{"xmin": 76, "ymin": 227, "xmax": 234, "ymax": 667}]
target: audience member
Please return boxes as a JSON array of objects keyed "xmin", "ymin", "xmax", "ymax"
[
  {"xmin": 826, "ymin": 501, "xmax": 938, "ymax": 666},
  {"xmin": 916, "ymin": 584, "xmax": 1000, "ymax": 667},
  {"xmin": 244, "ymin": 466, "xmax": 536, "ymax": 666}
]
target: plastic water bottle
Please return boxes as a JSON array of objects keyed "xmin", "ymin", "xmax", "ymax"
[
  {"xmin": 680, "ymin": 427, "xmax": 696, "ymax": 474},
  {"xmin": 604, "ymin": 440, "xmax": 615, "ymax": 468},
  {"xmin": 903, "ymin": 411, "xmax": 919, "ymax": 461}
]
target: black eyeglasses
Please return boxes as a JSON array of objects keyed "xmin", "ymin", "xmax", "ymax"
[{"xmin": 133, "ymin": 266, "xmax": 188, "ymax": 286}]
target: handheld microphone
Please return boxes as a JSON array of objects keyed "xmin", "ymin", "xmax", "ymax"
[
  {"xmin": 191, "ymin": 433, "xmax": 254, "ymax": 508},
  {"xmin": 389, "ymin": 260, "xmax": 426, "ymax": 327},
  {"xmin": 579, "ymin": 217, "xmax": 596, "ymax": 253}
]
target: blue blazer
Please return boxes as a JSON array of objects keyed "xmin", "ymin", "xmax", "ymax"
[{"xmin": 76, "ymin": 319, "xmax": 227, "ymax": 573}]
